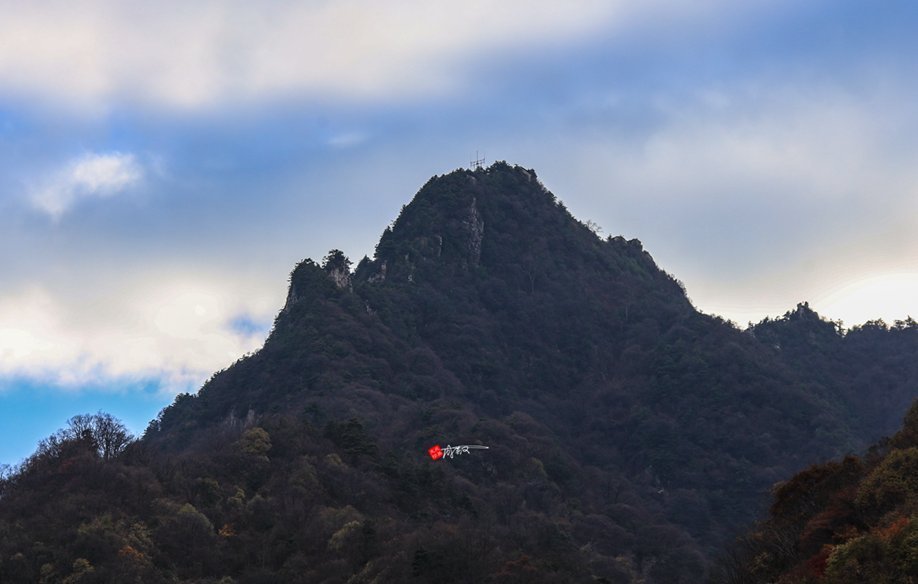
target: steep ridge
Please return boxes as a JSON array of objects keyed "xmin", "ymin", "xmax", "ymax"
[{"xmin": 1, "ymin": 163, "xmax": 915, "ymax": 583}]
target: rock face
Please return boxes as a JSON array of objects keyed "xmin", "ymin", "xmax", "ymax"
[
  {"xmin": 327, "ymin": 266, "xmax": 351, "ymax": 290},
  {"xmin": 463, "ymin": 197, "xmax": 484, "ymax": 267},
  {"xmin": 282, "ymin": 280, "xmax": 299, "ymax": 312}
]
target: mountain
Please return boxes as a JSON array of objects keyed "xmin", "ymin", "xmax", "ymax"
[
  {"xmin": 715, "ymin": 400, "xmax": 918, "ymax": 583},
  {"xmin": 0, "ymin": 162, "xmax": 915, "ymax": 583}
]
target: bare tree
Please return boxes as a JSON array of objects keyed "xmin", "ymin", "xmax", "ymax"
[
  {"xmin": 90, "ymin": 412, "xmax": 132, "ymax": 461},
  {"xmin": 60, "ymin": 412, "xmax": 133, "ymax": 461},
  {"xmin": 67, "ymin": 414, "xmax": 94, "ymax": 436}
]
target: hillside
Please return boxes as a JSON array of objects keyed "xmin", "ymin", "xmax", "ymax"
[
  {"xmin": 0, "ymin": 163, "xmax": 915, "ymax": 583},
  {"xmin": 715, "ymin": 399, "xmax": 918, "ymax": 583}
]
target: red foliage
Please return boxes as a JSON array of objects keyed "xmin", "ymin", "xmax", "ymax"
[
  {"xmin": 804, "ymin": 544, "xmax": 834, "ymax": 578},
  {"xmin": 799, "ymin": 485, "xmax": 858, "ymax": 552},
  {"xmin": 874, "ymin": 516, "xmax": 909, "ymax": 541}
]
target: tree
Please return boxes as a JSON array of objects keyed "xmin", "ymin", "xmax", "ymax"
[
  {"xmin": 239, "ymin": 427, "xmax": 272, "ymax": 459},
  {"xmin": 35, "ymin": 412, "xmax": 133, "ymax": 463},
  {"xmin": 322, "ymin": 249, "xmax": 351, "ymax": 273},
  {"xmin": 88, "ymin": 412, "xmax": 133, "ymax": 461}
]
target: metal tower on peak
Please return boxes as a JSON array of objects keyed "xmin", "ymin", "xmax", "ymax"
[{"xmin": 471, "ymin": 150, "xmax": 486, "ymax": 170}]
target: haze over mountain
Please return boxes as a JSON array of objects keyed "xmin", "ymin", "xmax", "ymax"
[{"xmin": 1, "ymin": 163, "xmax": 915, "ymax": 583}]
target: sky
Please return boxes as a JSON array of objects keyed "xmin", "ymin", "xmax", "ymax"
[{"xmin": 2, "ymin": 0, "xmax": 918, "ymax": 465}]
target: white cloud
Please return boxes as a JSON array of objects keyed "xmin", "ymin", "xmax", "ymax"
[
  {"xmin": 0, "ymin": 271, "xmax": 281, "ymax": 395},
  {"xmin": 0, "ymin": 0, "xmax": 751, "ymax": 111},
  {"xmin": 536, "ymin": 82, "xmax": 918, "ymax": 325},
  {"xmin": 815, "ymin": 272, "xmax": 918, "ymax": 327},
  {"xmin": 31, "ymin": 152, "xmax": 143, "ymax": 219},
  {"xmin": 576, "ymin": 87, "xmax": 915, "ymax": 208}
]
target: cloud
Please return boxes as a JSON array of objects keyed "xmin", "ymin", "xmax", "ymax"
[
  {"xmin": 578, "ymin": 84, "xmax": 914, "ymax": 229},
  {"xmin": 0, "ymin": 271, "xmax": 281, "ymax": 395},
  {"xmin": 0, "ymin": 0, "xmax": 785, "ymax": 111},
  {"xmin": 0, "ymin": 0, "xmax": 624, "ymax": 110},
  {"xmin": 816, "ymin": 273, "xmax": 918, "ymax": 327},
  {"xmin": 519, "ymin": 80, "xmax": 918, "ymax": 325},
  {"xmin": 571, "ymin": 85, "xmax": 915, "ymax": 208},
  {"xmin": 31, "ymin": 152, "xmax": 143, "ymax": 219}
]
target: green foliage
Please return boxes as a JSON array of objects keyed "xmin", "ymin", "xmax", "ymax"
[
  {"xmin": 62, "ymin": 558, "xmax": 94, "ymax": 583},
  {"xmin": 857, "ymin": 447, "xmax": 918, "ymax": 515},
  {"xmin": 892, "ymin": 400, "xmax": 918, "ymax": 449},
  {"xmin": 238, "ymin": 427, "xmax": 272, "ymax": 458},
  {"xmin": 824, "ymin": 518, "xmax": 918, "ymax": 584},
  {"xmin": 322, "ymin": 249, "xmax": 351, "ymax": 272},
  {"xmin": 324, "ymin": 418, "xmax": 376, "ymax": 462}
]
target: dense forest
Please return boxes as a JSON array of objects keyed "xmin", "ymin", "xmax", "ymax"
[
  {"xmin": 715, "ymin": 400, "xmax": 918, "ymax": 583},
  {"xmin": 0, "ymin": 163, "xmax": 915, "ymax": 582}
]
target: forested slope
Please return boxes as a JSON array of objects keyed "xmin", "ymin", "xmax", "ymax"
[{"xmin": 716, "ymin": 400, "xmax": 918, "ymax": 583}]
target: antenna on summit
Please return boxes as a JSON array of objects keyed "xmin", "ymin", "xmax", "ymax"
[{"xmin": 471, "ymin": 150, "xmax": 486, "ymax": 170}]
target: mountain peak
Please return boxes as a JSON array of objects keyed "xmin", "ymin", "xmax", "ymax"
[
  {"xmin": 370, "ymin": 162, "xmax": 553, "ymax": 268},
  {"xmin": 354, "ymin": 162, "xmax": 683, "ymax": 305},
  {"xmin": 751, "ymin": 301, "xmax": 844, "ymax": 350}
]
